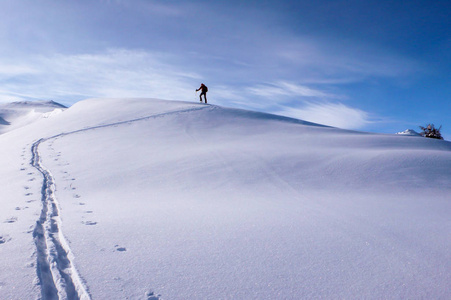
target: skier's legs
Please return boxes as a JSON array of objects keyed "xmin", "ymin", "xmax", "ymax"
[{"xmin": 200, "ymin": 92, "xmax": 207, "ymax": 103}]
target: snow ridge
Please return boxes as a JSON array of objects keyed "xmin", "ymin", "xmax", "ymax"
[{"xmin": 32, "ymin": 139, "xmax": 91, "ymax": 300}]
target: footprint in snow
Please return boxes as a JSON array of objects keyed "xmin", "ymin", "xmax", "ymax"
[
  {"xmin": 0, "ymin": 235, "xmax": 11, "ymax": 244},
  {"xmin": 146, "ymin": 291, "xmax": 162, "ymax": 300},
  {"xmin": 82, "ymin": 221, "xmax": 97, "ymax": 225},
  {"xmin": 114, "ymin": 245, "xmax": 127, "ymax": 252},
  {"xmin": 4, "ymin": 217, "xmax": 17, "ymax": 223}
]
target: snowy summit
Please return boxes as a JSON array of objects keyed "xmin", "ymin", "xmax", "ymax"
[
  {"xmin": 396, "ymin": 129, "xmax": 422, "ymax": 136},
  {"xmin": 0, "ymin": 98, "xmax": 450, "ymax": 299}
]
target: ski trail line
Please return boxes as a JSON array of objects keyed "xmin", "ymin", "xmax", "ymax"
[
  {"xmin": 49, "ymin": 105, "xmax": 214, "ymax": 141},
  {"xmin": 32, "ymin": 139, "xmax": 90, "ymax": 300},
  {"xmin": 30, "ymin": 105, "xmax": 210, "ymax": 299}
]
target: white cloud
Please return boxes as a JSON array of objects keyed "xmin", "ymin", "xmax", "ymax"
[
  {"xmin": 0, "ymin": 92, "xmax": 25, "ymax": 103},
  {"xmin": 275, "ymin": 101, "xmax": 371, "ymax": 129},
  {"xmin": 0, "ymin": 49, "xmax": 203, "ymax": 102},
  {"xmin": 101, "ymin": 0, "xmax": 184, "ymax": 16},
  {"xmin": 213, "ymin": 79, "xmax": 371, "ymax": 130},
  {"xmin": 0, "ymin": 64, "xmax": 37, "ymax": 76},
  {"xmin": 247, "ymin": 81, "xmax": 334, "ymax": 98}
]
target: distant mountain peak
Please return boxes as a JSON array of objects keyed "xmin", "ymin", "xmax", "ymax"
[
  {"xmin": 0, "ymin": 100, "xmax": 67, "ymax": 134},
  {"xmin": 5, "ymin": 100, "xmax": 67, "ymax": 108},
  {"xmin": 396, "ymin": 129, "xmax": 421, "ymax": 136}
]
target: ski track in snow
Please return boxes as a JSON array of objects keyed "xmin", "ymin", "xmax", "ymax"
[
  {"xmin": 32, "ymin": 139, "xmax": 90, "ymax": 300},
  {"xmin": 30, "ymin": 105, "xmax": 207, "ymax": 299}
]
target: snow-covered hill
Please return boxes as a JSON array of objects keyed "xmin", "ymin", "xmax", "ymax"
[
  {"xmin": 0, "ymin": 101, "xmax": 66, "ymax": 134},
  {"xmin": 0, "ymin": 98, "xmax": 450, "ymax": 299}
]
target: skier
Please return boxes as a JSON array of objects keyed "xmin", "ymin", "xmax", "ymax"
[{"xmin": 196, "ymin": 83, "xmax": 208, "ymax": 104}]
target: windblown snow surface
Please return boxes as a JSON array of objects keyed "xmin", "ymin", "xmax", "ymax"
[{"xmin": 0, "ymin": 98, "xmax": 450, "ymax": 299}]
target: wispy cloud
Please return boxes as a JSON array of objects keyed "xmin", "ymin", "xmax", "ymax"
[
  {"xmin": 101, "ymin": 0, "xmax": 184, "ymax": 16},
  {"xmin": 0, "ymin": 64, "xmax": 37, "ymax": 77},
  {"xmin": 211, "ymin": 80, "xmax": 371, "ymax": 130},
  {"xmin": 0, "ymin": 47, "xmax": 376, "ymax": 130},
  {"xmin": 246, "ymin": 81, "xmax": 336, "ymax": 98},
  {"xmin": 0, "ymin": 91, "xmax": 26, "ymax": 103},
  {"xmin": 274, "ymin": 101, "xmax": 372, "ymax": 129},
  {"xmin": 0, "ymin": 49, "xmax": 202, "ymax": 103}
]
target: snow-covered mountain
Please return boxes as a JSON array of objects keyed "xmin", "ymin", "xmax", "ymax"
[
  {"xmin": 0, "ymin": 100, "xmax": 66, "ymax": 134},
  {"xmin": 0, "ymin": 98, "xmax": 450, "ymax": 299},
  {"xmin": 396, "ymin": 129, "xmax": 422, "ymax": 136}
]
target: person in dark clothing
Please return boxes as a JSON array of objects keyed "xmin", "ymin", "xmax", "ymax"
[{"xmin": 196, "ymin": 83, "xmax": 208, "ymax": 103}]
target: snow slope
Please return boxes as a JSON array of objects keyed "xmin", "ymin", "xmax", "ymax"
[{"xmin": 0, "ymin": 98, "xmax": 450, "ymax": 299}]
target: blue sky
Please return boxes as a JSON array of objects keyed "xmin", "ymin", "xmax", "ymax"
[{"xmin": 0, "ymin": 0, "xmax": 449, "ymax": 138}]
